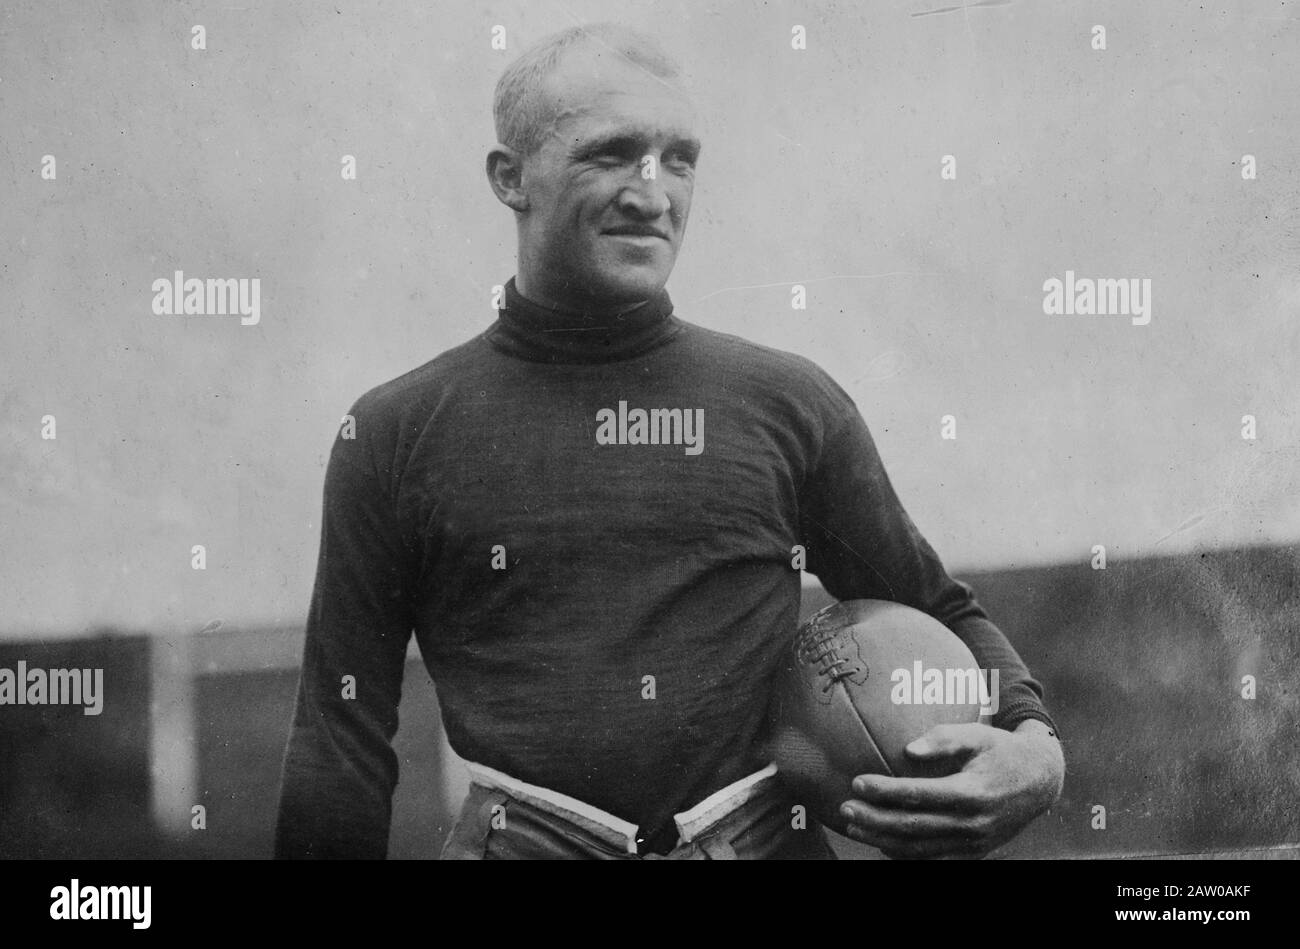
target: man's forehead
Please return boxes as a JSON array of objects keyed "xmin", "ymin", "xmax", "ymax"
[
  {"xmin": 556, "ymin": 109, "xmax": 698, "ymax": 148},
  {"xmin": 541, "ymin": 47, "xmax": 696, "ymax": 137}
]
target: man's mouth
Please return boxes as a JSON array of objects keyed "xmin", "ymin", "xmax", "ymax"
[{"xmin": 603, "ymin": 226, "xmax": 668, "ymax": 240}]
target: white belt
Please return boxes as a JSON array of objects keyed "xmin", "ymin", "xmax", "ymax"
[{"xmin": 463, "ymin": 761, "xmax": 780, "ymax": 855}]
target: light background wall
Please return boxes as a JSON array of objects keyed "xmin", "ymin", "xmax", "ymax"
[{"xmin": 2, "ymin": 0, "xmax": 1298, "ymax": 638}]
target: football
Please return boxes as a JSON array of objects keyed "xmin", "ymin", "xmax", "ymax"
[{"xmin": 765, "ymin": 599, "xmax": 991, "ymax": 835}]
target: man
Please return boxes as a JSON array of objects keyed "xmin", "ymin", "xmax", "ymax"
[{"xmin": 274, "ymin": 22, "xmax": 1064, "ymax": 860}]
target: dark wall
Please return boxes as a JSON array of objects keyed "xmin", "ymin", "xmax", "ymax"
[
  {"xmin": 2, "ymin": 543, "xmax": 1296, "ymax": 859},
  {"xmin": 0, "ymin": 636, "xmax": 155, "ymax": 859},
  {"xmin": 181, "ymin": 663, "xmax": 449, "ymax": 859}
]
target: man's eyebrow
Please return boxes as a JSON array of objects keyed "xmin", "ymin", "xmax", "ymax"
[
  {"xmin": 569, "ymin": 133, "xmax": 642, "ymax": 160},
  {"xmin": 669, "ymin": 137, "xmax": 702, "ymax": 160},
  {"xmin": 570, "ymin": 132, "xmax": 701, "ymax": 161}
]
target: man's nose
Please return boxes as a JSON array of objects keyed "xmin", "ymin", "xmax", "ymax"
[{"xmin": 617, "ymin": 165, "xmax": 671, "ymax": 219}]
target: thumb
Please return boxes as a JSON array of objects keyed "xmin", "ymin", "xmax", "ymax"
[{"xmin": 904, "ymin": 722, "xmax": 991, "ymax": 760}]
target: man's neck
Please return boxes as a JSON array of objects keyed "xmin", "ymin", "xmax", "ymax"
[{"xmin": 488, "ymin": 276, "xmax": 679, "ymax": 365}]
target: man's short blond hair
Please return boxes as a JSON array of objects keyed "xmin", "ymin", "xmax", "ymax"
[{"xmin": 493, "ymin": 23, "xmax": 685, "ymax": 156}]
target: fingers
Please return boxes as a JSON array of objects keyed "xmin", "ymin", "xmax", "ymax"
[
  {"xmin": 837, "ymin": 725, "xmax": 1013, "ymax": 859},
  {"xmin": 851, "ymin": 772, "xmax": 987, "ymax": 814},
  {"xmin": 840, "ymin": 819, "xmax": 989, "ymax": 858},
  {"xmin": 880, "ymin": 838, "xmax": 989, "ymax": 860},
  {"xmin": 839, "ymin": 798, "xmax": 969, "ymax": 839},
  {"xmin": 838, "ymin": 799, "xmax": 995, "ymax": 859},
  {"xmin": 905, "ymin": 722, "xmax": 997, "ymax": 761}
]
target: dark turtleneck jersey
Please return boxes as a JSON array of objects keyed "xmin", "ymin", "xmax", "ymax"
[{"xmin": 274, "ymin": 278, "xmax": 1058, "ymax": 859}]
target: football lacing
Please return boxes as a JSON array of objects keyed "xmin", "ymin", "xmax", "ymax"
[{"xmin": 799, "ymin": 620, "xmax": 864, "ymax": 692}]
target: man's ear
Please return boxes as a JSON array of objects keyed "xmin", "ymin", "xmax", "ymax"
[{"xmin": 486, "ymin": 146, "xmax": 529, "ymax": 212}]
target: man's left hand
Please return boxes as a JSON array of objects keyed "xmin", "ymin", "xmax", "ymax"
[{"xmin": 838, "ymin": 719, "xmax": 1064, "ymax": 859}]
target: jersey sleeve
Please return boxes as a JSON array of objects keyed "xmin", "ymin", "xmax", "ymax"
[
  {"xmin": 797, "ymin": 378, "xmax": 1059, "ymax": 736},
  {"xmin": 273, "ymin": 412, "xmax": 417, "ymax": 858}
]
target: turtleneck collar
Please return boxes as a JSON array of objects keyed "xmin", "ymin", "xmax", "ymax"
[{"xmin": 485, "ymin": 276, "xmax": 681, "ymax": 365}]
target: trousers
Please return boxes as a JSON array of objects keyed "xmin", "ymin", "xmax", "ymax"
[{"xmin": 439, "ymin": 761, "xmax": 836, "ymax": 860}]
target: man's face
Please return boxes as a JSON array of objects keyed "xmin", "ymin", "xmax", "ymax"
[{"xmin": 517, "ymin": 48, "xmax": 700, "ymax": 308}]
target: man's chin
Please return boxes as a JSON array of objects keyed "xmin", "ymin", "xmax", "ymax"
[{"xmin": 571, "ymin": 266, "xmax": 672, "ymax": 309}]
